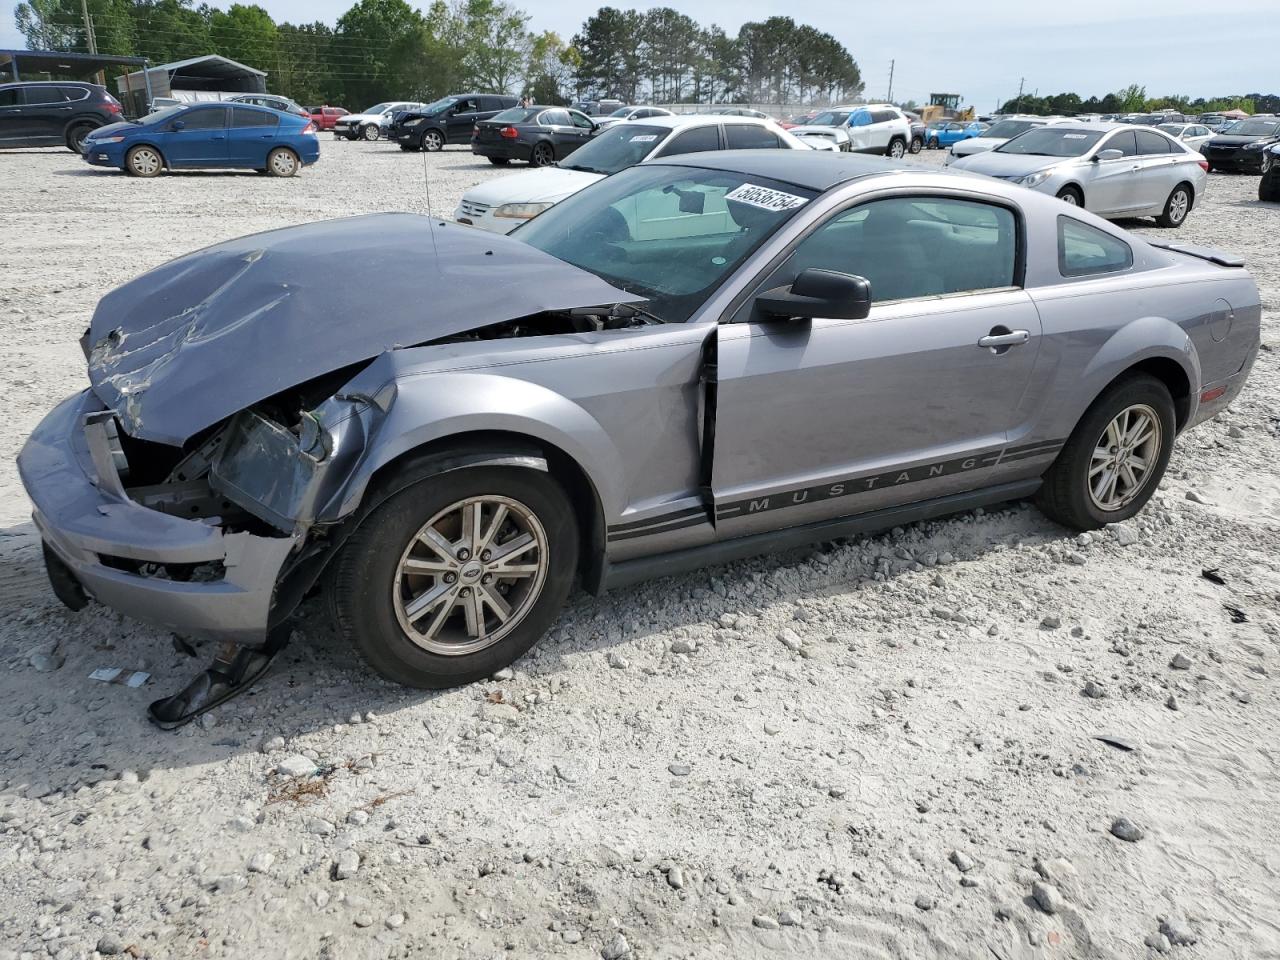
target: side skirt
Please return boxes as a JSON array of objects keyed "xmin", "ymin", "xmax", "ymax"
[{"xmin": 598, "ymin": 478, "xmax": 1041, "ymax": 592}]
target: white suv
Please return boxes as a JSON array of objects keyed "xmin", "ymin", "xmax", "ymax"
[{"xmin": 800, "ymin": 104, "xmax": 912, "ymax": 158}]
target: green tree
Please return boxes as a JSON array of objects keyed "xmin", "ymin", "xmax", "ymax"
[
  {"xmin": 334, "ymin": 0, "xmax": 426, "ymax": 106},
  {"xmin": 208, "ymin": 4, "xmax": 277, "ymax": 72},
  {"xmin": 1117, "ymin": 83, "xmax": 1147, "ymax": 112},
  {"xmin": 573, "ymin": 7, "xmax": 644, "ymax": 101},
  {"xmin": 524, "ymin": 30, "xmax": 578, "ymax": 104},
  {"xmin": 455, "ymin": 0, "xmax": 530, "ymax": 92},
  {"xmin": 642, "ymin": 7, "xmax": 699, "ymax": 102}
]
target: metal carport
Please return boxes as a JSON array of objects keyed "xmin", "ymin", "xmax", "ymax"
[{"xmin": 1, "ymin": 49, "xmax": 154, "ymax": 115}]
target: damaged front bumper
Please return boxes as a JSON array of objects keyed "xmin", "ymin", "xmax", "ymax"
[{"xmin": 18, "ymin": 390, "xmax": 301, "ymax": 644}]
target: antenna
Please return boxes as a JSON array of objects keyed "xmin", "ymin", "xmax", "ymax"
[{"xmin": 421, "ymin": 140, "xmax": 439, "ymax": 262}]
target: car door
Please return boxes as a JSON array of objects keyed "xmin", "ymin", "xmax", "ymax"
[
  {"xmin": 0, "ymin": 86, "xmax": 25, "ymax": 143},
  {"xmin": 866, "ymin": 110, "xmax": 896, "ymax": 150},
  {"xmin": 1084, "ymin": 129, "xmax": 1140, "ymax": 215},
  {"xmin": 20, "ymin": 85, "xmax": 72, "ymax": 142},
  {"xmin": 1132, "ymin": 129, "xmax": 1179, "ymax": 209},
  {"xmin": 712, "ymin": 192, "xmax": 1042, "ymax": 537},
  {"xmin": 227, "ymin": 106, "xmax": 279, "ymax": 165},
  {"xmin": 161, "ymin": 106, "xmax": 229, "ymax": 166},
  {"xmin": 446, "ymin": 97, "xmax": 480, "ymax": 142},
  {"xmin": 565, "ymin": 109, "xmax": 596, "ymax": 151},
  {"xmin": 535, "ymin": 108, "xmax": 572, "ymax": 155},
  {"xmin": 846, "ymin": 109, "xmax": 874, "ymax": 151}
]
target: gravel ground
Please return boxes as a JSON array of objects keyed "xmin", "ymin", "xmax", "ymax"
[{"xmin": 1, "ymin": 141, "xmax": 1278, "ymax": 960}]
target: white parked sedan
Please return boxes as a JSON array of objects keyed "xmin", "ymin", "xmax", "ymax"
[
  {"xmin": 950, "ymin": 123, "xmax": 1208, "ymax": 227},
  {"xmin": 944, "ymin": 116, "xmax": 1069, "ymax": 165},
  {"xmin": 1157, "ymin": 122, "xmax": 1215, "ymax": 150},
  {"xmin": 593, "ymin": 105, "xmax": 673, "ymax": 130},
  {"xmin": 454, "ymin": 115, "xmax": 814, "ymax": 234}
]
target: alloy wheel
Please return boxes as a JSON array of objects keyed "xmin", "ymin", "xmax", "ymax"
[
  {"xmin": 362, "ymin": 124, "xmax": 379, "ymax": 141},
  {"xmin": 423, "ymin": 130, "xmax": 444, "ymax": 151},
  {"xmin": 532, "ymin": 143, "xmax": 554, "ymax": 166},
  {"xmin": 393, "ymin": 495, "xmax": 549, "ymax": 656},
  {"xmin": 129, "ymin": 148, "xmax": 160, "ymax": 176},
  {"xmin": 1167, "ymin": 188, "xmax": 1189, "ymax": 224},
  {"xmin": 889, "ymin": 139, "xmax": 905, "ymax": 159},
  {"xmin": 1088, "ymin": 404, "xmax": 1162, "ymax": 512}
]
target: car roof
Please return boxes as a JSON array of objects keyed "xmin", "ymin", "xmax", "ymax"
[
  {"xmin": 652, "ymin": 150, "xmax": 924, "ymax": 192},
  {"xmin": 636, "ymin": 114, "xmax": 778, "ymax": 130}
]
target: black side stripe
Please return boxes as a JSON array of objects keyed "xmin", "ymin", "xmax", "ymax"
[
  {"xmin": 607, "ymin": 513, "xmax": 708, "ymax": 542},
  {"xmin": 608, "ymin": 505, "xmax": 706, "ymax": 534}
]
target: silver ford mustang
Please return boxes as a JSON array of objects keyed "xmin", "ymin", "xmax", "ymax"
[{"xmin": 18, "ymin": 152, "xmax": 1259, "ymax": 719}]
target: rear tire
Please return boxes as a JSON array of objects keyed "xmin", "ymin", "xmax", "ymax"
[
  {"xmin": 66, "ymin": 122, "xmax": 96, "ymax": 154},
  {"xmin": 1056, "ymin": 185, "xmax": 1083, "ymax": 206},
  {"xmin": 331, "ymin": 464, "xmax": 578, "ymax": 689},
  {"xmin": 124, "ymin": 145, "xmax": 163, "ymax": 178},
  {"xmin": 887, "ymin": 137, "xmax": 906, "ymax": 159},
  {"xmin": 909, "ymin": 135, "xmax": 923, "ymax": 154},
  {"xmin": 1036, "ymin": 374, "xmax": 1176, "ymax": 530},
  {"xmin": 1155, "ymin": 183, "xmax": 1192, "ymax": 227},
  {"xmin": 1260, "ymin": 171, "xmax": 1280, "ymax": 202},
  {"xmin": 265, "ymin": 147, "xmax": 300, "ymax": 177}
]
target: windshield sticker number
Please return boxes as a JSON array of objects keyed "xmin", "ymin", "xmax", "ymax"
[
  {"xmin": 1063, "ymin": 133, "xmax": 1088, "ymax": 139},
  {"xmin": 725, "ymin": 183, "xmax": 809, "ymax": 212},
  {"xmin": 629, "ymin": 134, "xmax": 658, "ymax": 142}
]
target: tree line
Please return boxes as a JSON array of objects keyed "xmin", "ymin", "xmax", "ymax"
[
  {"xmin": 13, "ymin": 0, "xmax": 863, "ymax": 108},
  {"xmin": 996, "ymin": 84, "xmax": 1278, "ymax": 117}
]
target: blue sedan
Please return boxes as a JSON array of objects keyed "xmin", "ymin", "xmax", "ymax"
[
  {"xmin": 925, "ymin": 120, "xmax": 988, "ymax": 149},
  {"xmin": 82, "ymin": 102, "xmax": 320, "ymax": 177}
]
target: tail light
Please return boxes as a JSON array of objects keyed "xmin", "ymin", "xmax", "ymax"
[
  {"xmin": 104, "ymin": 102, "xmax": 121, "ymax": 114},
  {"xmin": 500, "ymin": 126, "xmax": 518, "ymax": 139},
  {"xmin": 1198, "ymin": 159, "xmax": 1209, "ymax": 172},
  {"xmin": 301, "ymin": 121, "xmax": 316, "ymax": 134}
]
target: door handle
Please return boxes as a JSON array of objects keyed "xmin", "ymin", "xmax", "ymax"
[{"xmin": 978, "ymin": 329, "xmax": 1030, "ymax": 352}]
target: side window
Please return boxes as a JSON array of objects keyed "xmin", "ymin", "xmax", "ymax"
[
  {"xmin": 1057, "ymin": 216, "xmax": 1133, "ymax": 278},
  {"xmin": 569, "ymin": 111, "xmax": 594, "ymax": 129},
  {"xmin": 456, "ymin": 99, "xmax": 479, "ymax": 114},
  {"xmin": 178, "ymin": 108, "xmax": 226, "ymax": 131},
  {"xmin": 1106, "ymin": 130, "xmax": 1139, "ymax": 157},
  {"xmin": 657, "ymin": 125, "xmax": 721, "ymax": 156},
  {"xmin": 1135, "ymin": 130, "xmax": 1171, "ymax": 155},
  {"xmin": 849, "ymin": 110, "xmax": 872, "ymax": 128},
  {"xmin": 23, "ymin": 86, "xmax": 66, "ymax": 104},
  {"xmin": 0, "ymin": 88, "xmax": 18, "ymax": 107},
  {"xmin": 60, "ymin": 86, "xmax": 90, "ymax": 102},
  {"xmin": 773, "ymin": 196, "xmax": 1018, "ymax": 304},
  {"xmin": 724, "ymin": 124, "xmax": 781, "ymax": 149},
  {"xmin": 540, "ymin": 109, "xmax": 570, "ymax": 126},
  {"xmin": 231, "ymin": 107, "xmax": 277, "ymax": 128}
]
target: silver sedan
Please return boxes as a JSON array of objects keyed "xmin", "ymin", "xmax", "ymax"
[{"xmin": 951, "ymin": 122, "xmax": 1209, "ymax": 227}]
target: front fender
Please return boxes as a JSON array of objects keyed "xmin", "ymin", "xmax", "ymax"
[{"xmin": 327, "ymin": 370, "xmax": 627, "ymax": 521}]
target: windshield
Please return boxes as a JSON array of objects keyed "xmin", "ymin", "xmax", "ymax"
[
  {"xmin": 996, "ymin": 127, "xmax": 1104, "ymax": 157},
  {"xmin": 808, "ymin": 111, "xmax": 850, "ymax": 127},
  {"xmin": 1222, "ymin": 119, "xmax": 1280, "ymax": 137},
  {"xmin": 982, "ymin": 119, "xmax": 1039, "ymax": 139},
  {"xmin": 419, "ymin": 96, "xmax": 459, "ymax": 116},
  {"xmin": 492, "ymin": 107, "xmax": 542, "ymax": 124},
  {"xmin": 517, "ymin": 164, "xmax": 816, "ymax": 322},
  {"xmin": 558, "ymin": 124, "xmax": 672, "ymax": 176},
  {"xmin": 1157, "ymin": 124, "xmax": 1185, "ymax": 136},
  {"xmin": 608, "ymin": 107, "xmax": 633, "ymax": 118},
  {"xmin": 138, "ymin": 105, "xmax": 185, "ymax": 124}
]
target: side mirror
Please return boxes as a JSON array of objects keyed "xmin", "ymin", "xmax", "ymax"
[
  {"xmin": 756, "ymin": 269, "xmax": 872, "ymax": 322},
  {"xmin": 1095, "ymin": 148, "xmax": 1123, "ymax": 162},
  {"xmin": 170, "ymin": 120, "xmax": 186, "ymax": 131}
]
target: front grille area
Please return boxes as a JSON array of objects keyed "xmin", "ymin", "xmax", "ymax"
[{"xmin": 458, "ymin": 200, "xmax": 491, "ymax": 219}]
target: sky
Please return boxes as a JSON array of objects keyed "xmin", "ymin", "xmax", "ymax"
[{"xmin": 3, "ymin": 0, "xmax": 1277, "ymax": 109}]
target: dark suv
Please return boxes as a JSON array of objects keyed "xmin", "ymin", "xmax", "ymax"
[
  {"xmin": 389, "ymin": 94, "xmax": 520, "ymax": 151},
  {"xmin": 0, "ymin": 81, "xmax": 124, "ymax": 153},
  {"xmin": 1200, "ymin": 117, "xmax": 1280, "ymax": 173}
]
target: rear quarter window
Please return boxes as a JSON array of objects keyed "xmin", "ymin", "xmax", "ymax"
[
  {"xmin": 724, "ymin": 124, "xmax": 781, "ymax": 149},
  {"xmin": 231, "ymin": 107, "xmax": 278, "ymax": 128},
  {"xmin": 1057, "ymin": 216, "xmax": 1133, "ymax": 278}
]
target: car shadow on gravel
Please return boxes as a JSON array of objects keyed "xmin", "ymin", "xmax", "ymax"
[{"xmin": 0, "ymin": 500, "xmax": 1072, "ymax": 793}]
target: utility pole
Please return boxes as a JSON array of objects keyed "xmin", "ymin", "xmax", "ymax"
[
  {"xmin": 80, "ymin": 0, "xmax": 105, "ymax": 85},
  {"xmin": 1014, "ymin": 77, "xmax": 1024, "ymax": 113},
  {"xmin": 887, "ymin": 59, "xmax": 895, "ymax": 103}
]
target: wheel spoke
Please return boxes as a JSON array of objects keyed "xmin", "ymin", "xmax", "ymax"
[
  {"xmin": 463, "ymin": 590, "xmax": 486, "ymax": 639},
  {"xmin": 489, "ymin": 532, "xmax": 535, "ymax": 563},
  {"xmin": 1092, "ymin": 468, "xmax": 1114, "ymax": 502},
  {"xmin": 1089, "ymin": 460, "xmax": 1110, "ymax": 478},
  {"xmin": 420, "ymin": 591, "xmax": 458, "ymax": 640},
  {"xmin": 492, "ymin": 563, "xmax": 540, "ymax": 578},
  {"xmin": 477, "ymin": 504, "xmax": 508, "ymax": 555},
  {"xmin": 463, "ymin": 502, "xmax": 483, "ymax": 553},
  {"xmin": 480, "ymin": 585, "xmax": 512, "ymax": 623},
  {"xmin": 402, "ymin": 557, "xmax": 454, "ymax": 575},
  {"xmin": 1119, "ymin": 462, "xmax": 1140, "ymax": 493},
  {"xmin": 404, "ymin": 580, "xmax": 454, "ymax": 623},
  {"xmin": 418, "ymin": 526, "xmax": 457, "ymax": 560},
  {"xmin": 1105, "ymin": 419, "xmax": 1122, "ymax": 449}
]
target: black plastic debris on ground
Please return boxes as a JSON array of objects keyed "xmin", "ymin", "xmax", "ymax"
[
  {"xmin": 1224, "ymin": 605, "xmax": 1249, "ymax": 624},
  {"xmin": 1201, "ymin": 568, "xmax": 1227, "ymax": 586}
]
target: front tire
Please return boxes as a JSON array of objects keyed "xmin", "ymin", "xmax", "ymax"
[
  {"xmin": 530, "ymin": 141, "xmax": 555, "ymax": 166},
  {"xmin": 1155, "ymin": 183, "xmax": 1192, "ymax": 227},
  {"xmin": 332, "ymin": 464, "xmax": 578, "ymax": 688},
  {"xmin": 265, "ymin": 147, "xmax": 300, "ymax": 177},
  {"xmin": 909, "ymin": 135, "xmax": 923, "ymax": 154},
  {"xmin": 125, "ymin": 145, "xmax": 163, "ymax": 177},
  {"xmin": 1036, "ymin": 374, "xmax": 1176, "ymax": 530},
  {"xmin": 1056, "ymin": 185, "xmax": 1083, "ymax": 206},
  {"xmin": 1260, "ymin": 170, "xmax": 1280, "ymax": 202},
  {"xmin": 361, "ymin": 124, "xmax": 380, "ymax": 141},
  {"xmin": 421, "ymin": 129, "xmax": 445, "ymax": 152}
]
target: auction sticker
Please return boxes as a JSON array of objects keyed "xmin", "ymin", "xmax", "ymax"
[
  {"xmin": 629, "ymin": 134, "xmax": 658, "ymax": 142},
  {"xmin": 725, "ymin": 183, "xmax": 809, "ymax": 211}
]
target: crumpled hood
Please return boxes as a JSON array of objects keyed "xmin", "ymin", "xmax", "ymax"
[
  {"xmin": 86, "ymin": 212, "xmax": 641, "ymax": 445},
  {"xmin": 950, "ymin": 150, "xmax": 1065, "ymax": 178},
  {"xmin": 463, "ymin": 166, "xmax": 605, "ymax": 206},
  {"xmin": 87, "ymin": 121, "xmax": 134, "ymax": 141}
]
